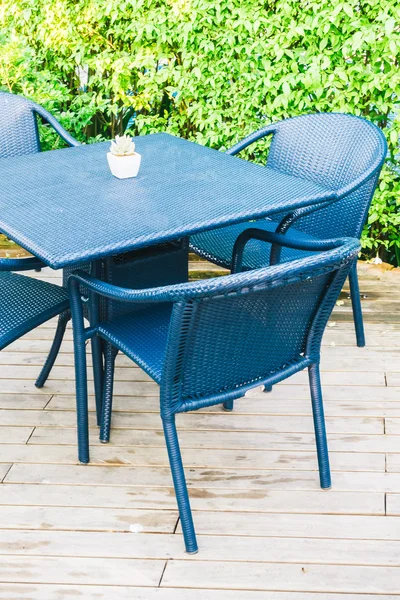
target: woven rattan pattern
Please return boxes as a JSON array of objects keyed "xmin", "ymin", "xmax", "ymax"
[
  {"xmin": 0, "ymin": 92, "xmax": 79, "ymax": 158},
  {"xmin": 0, "ymin": 271, "xmax": 69, "ymax": 350},
  {"xmin": 180, "ymin": 274, "xmax": 330, "ymax": 399},
  {"xmin": 0, "ymin": 95, "xmax": 40, "ymax": 157},
  {"xmin": 97, "ymin": 303, "xmax": 172, "ymax": 383},
  {"xmin": 0, "ymin": 131, "xmax": 337, "ymax": 269}
]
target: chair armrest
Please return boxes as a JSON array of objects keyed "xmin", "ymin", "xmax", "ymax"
[
  {"xmin": 231, "ymin": 228, "xmax": 352, "ymax": 273},
  {"xmin": 33, "ymin": 104, "xmax": 80, "ymax": 148},
  {"xmin": 68, "ymin": 237, "xmax": 360, "ymax": 307},
  {"xmin": 335, "ymin": 156, "xmax": 386, "ymax": 199},
  {"xmin": 226, "ymin": 123, "xmax": 277, "ymax": 156},
  {"xmin": 0, "ymin": 256, "xmax": 45, "ymax": 272}
]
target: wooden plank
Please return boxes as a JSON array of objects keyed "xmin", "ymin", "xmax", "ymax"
[
  {"xmin": 386, "ymin": 373, "xmax": 400, "ymax": 386},
  {"xmin": 334, "ymin": 301, "xmax": 400, "ymax": 313},
  {"xmin": 46, "ymin": 393, "xmax": 159, "ymax": 411},
  {"xmin": 0, "ymin": 379, "xmax": 89, "ymax": 395},
  {"xmin": 333, "ymin": 313, "xmax": 400, "ymax": 324},
  {"xmin": 1, "ymin": 342, "xmax": 398, "ymax": 373},
  {"xmin": 319, "ymin": 355, "xmax": 400, "ymax": 372},
  {"xmin": 0, "ymin": 371, "xmax": 386, "ymax": 398},
  {"xmin": 2, "ymin": 529, "xmax": 400, "ymax": 567},
  {"xmin": 386, "ymin": 455, "xmax": 400, "ymax": 472},
  {"xmin": 335, "ymin": 322, "xmax": 400, "ymax": 331},
  {"xmin": 0, "ymin": 395, "xmax": 51, "ymax": 410},
  {"xmin": 257, "ymin": 384, "xmax": 400, "ymax": 402},
  {"xmin": 0, "ymin": 409, "xmax": 384, "ymax": 433},
  {"xmin": 27, "ymin": 427, "xmax": 400, "ymax": 454},
  {"xmin": 385, "ymin": 419, "xmax": 400, "ymax": 434},
  {"xmin": 0, "ymin": 427, "xmax": 33, "ymax": 444},
  {"xmin": 0, "ymin": 440, "xmax": 385, "ymax": 471},
  {"xmin": 326, "ymin": 321, "xmax": 400, "ymax": 330},
  {"xmin": 17, "ymin": 328, "xmax": 73, "ymax": 341},
  {"xmin": 0, "ymin": 443, "xmax": 385, "ymax": 472},
  {"xmin": 193, "ymin": 511, "xmax": 400, "ymax": 540},
  {"xmin": 0, "ymin": 504, "xmax": 177, "ymax": 533},
  {"xmin": 3, "ymin": 384, "xmax": 400, "ymax": 412},
  {"xmin": 0, "ymin": 363, "xmax": 386, "ymax": 385},
  {"xmin": 50, "ymin": 383, "xmax": 159, "ymax": 402},
  {"xmin": 0, "ymin": 556, "xmax": 164, "ymax": 586},
  {"xmin": 386, "ymin": 494, "xmax": 400, "ymax": 515},
  {"xmin": 0, "ymin": 465, "xmax": 11, "ymax": 483},
  {"xmin": 4, "ymin": 462, "xmax": 395, "ymax": 494},
  {"xmin": 1, "ymin": 339, "xmax": 74, "ymax": 354},
  {"xmin": 211, "ymin": 399, "xmax": 400, "ymax": 418},
  {"xmin": 0, "ymin": 364, "xmax": 152, "ymax": 382},
  {"xmin": 1, "ymin": 585, "xmax": 393, "ymax": 600},
  {"xmin": 320, "ymin": 347, "xmax": 400, "ymax": 361},
  {"xmin": 322, "ymin": 333, "xmax": 400, "ymax": 348},
  {"xmin": 287, "ymin": 370, "xmax": 385, "ymax": 386},
  {"xmin": 0, "ymin": 352, "xmax": 77, "ymax": 366},
  {"xmin": 44, "ymin": 394, "xmax": 400, "ymax": 417},
  {"xmin": 0, "ymin": 482, "xmax": 383, "ymax": 515},
  {"xmin": 161, "ymin": 560, "xmax": 400, "ymax": 593}
]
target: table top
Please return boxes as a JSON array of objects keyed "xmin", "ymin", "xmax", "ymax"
[{"xmin": 0, "ymin": 133, "xmax": 336, "ymax": 269}]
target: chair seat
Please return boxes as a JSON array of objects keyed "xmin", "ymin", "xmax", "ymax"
[
  {"xmin": 98, "ymin": 303, "xmax": 173, "ymax": 383},
  {"xmin": 0, "ymin": 272, "xmax": 69, "ymax": 350},
  {"xmin": 190, "ymin": 219, "xmax": 316, "ymax": 270}
]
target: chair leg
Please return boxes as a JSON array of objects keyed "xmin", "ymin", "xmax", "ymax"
[
  {"xmin": 100, "ymin": 343, "xmax": 116, "ymax": 443},
  {"xmin": 69, "ymin": 280, "xmax": 90, "ymax": 464},
  {"xmin": 308, "ymin": 363, "xmax": 331, "ymax": 489},
  {"xmin": 74, "ymin": 334, "xmax": 89, "ymax": 464},
  {"xmin": 263, "ymin": 385, "xmax": 272, "ymax": 393},
  {"xmin": 35, "ymin": 311, "xmax": 70, "ymax": 388},
  {"xmin": 162, "ymin": 415, "xmax": 198, "ymax": 553},
  {"xmin": 348, "ymin": 262, "xmax": 365, "ymax": 348},
  {"xmin": 91, "ymin": 336, "xmax": 104, "ymax": 426},
  {"xmin": 223, "ymin": 400, "xmax": 234, "ymax": 411}
]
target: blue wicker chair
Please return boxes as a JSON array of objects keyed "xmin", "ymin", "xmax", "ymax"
[
  {"xmin": 0, "ymin": 256, "xmax": 69, "ymax": 358},
  {"xmin": 190, "ymin": 113, "xmax": 387, "ymax": 347},
  {"xmin": 68, "ymin": 232, "xmax": 360, "ymax": 553}
]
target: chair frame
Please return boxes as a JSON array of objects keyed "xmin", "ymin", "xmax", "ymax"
[{"xmin": 68, "ymin": 232, "xmax": 359, "ymax": 554}]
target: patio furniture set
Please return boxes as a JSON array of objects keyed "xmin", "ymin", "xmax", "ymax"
[{"xmin": 0, "ymin": 91, "xmax": 387, "ymax": 553}]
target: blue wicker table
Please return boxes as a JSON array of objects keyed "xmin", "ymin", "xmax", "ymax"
[{"xmin": 0, "ymin": 133, "xmax": 338, "ymax": 268}]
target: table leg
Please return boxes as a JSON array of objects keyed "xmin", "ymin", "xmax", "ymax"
[{"xmin": 89, "ymin": 260, "xmax": 104, "ymax": 426}]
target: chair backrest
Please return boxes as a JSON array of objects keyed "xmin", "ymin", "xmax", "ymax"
[
  {"xmin": 265, "ymin": 113, "xmax": 386, "ymax": 239},
  {"xmin": 0, "ymin": 92, "xmax": 41, "ymax": 158},
  {"xmin": 162, "ymin": 237, "xmax": 359, "ymax": 407}
]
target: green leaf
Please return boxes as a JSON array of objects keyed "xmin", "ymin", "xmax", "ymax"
[
  {"xmin": 282, "ymin": 81, "xmax": 290, "ymax": 96},
  {"xmin": 385, "ymin": 18, "xmax": 396, "ymax": 37}
]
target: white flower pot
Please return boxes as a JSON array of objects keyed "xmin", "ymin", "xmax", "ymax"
[{"xmin": 107, "ymin": 152, "xmax": 141, "ymax": 179}]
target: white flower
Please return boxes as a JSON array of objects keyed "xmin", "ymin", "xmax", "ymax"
[
  {"xmin": 371, "ymin": 255, "xmax": 383, "ymax": 265},
  {"xmin": 110, "ymin": 134, "xmax": 136, "ymax": 156}
]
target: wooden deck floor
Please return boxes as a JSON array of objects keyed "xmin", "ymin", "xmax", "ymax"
[{"xmin": 0, "ymin": 261, "xmax": 400, "ymax": 599}]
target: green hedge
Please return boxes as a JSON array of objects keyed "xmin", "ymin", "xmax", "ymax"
[{"xmin": 1, "ymin": 0, "xmax": 400, "ymax": 263}]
